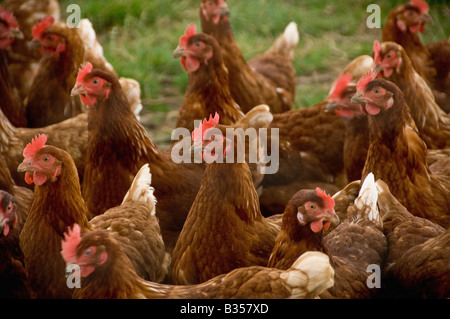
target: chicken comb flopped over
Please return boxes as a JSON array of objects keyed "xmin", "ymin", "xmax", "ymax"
[
  {"xmin": 192, "ymin": 112, "xmax": 220, "ymax": 142},
  {"xmin": 179, "ymin": 24, "xmax": 197, "ymax": 48},
  {"xmin": 76, "ymin": 62, "xmax": 93, "ymax": 85},
  {"xmin": 410, "ymin": 0, "xmax": 429, "ymax": 14},
  {"xmin": 23, "ymin": 134, "xmax": 47, "ymax": 158},
  {"xmin": 373, "ymin": 40, "xmax": 381, "ymax": 65},
  {"xmin": 32, "ymin": 16, "xmax": 54, "ymax": 39},
  {"xmin": 328, "ymin": 73, "xmax": 352, "ymax": 100},
  {"xmin": 61, "ymin": 224, "xmax": 82, "ymax": 263},
  {"xmin": 0, "ymin": 8, "xmax": 19, "ymax": 28},
  {"xmin": 315, "ymin": 188, "xmax": 335, "ymax": 212},
  {"xmin": 356, "ymin": 70, "xmax": 377, "ymax": 93}
]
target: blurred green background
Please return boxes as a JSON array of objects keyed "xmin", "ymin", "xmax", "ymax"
[{"xmin": 27, "ymin": 1, "xmax": 450, "ymax": 138}]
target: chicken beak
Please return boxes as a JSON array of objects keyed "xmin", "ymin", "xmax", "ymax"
[
  {"xmin": 17, "ymin": 160, "xmax": 31, "ymax": 173},
  {"xmin": 71, "ymin": 84, "xmax": 85, "ymax": 97},
  {"xmin": 325, "ymin": 101, "xmax": 339, "ymax": 112},
  {"xmin": 173, "ymin": 45, "xmax": 186, "ymax": 59},
  {"xmin": 421, "ymin": 13, "xmax": 432, "ymax": 24},
  {"xmin": 351, "ymin": 92, "xmax": 366, "ymax": 105},
  {"xmin": 374, "ymin": 64, "xmax": 383, "ymax": 74},
  {"xmin": 327, "ymin": 209, "xmax": 340, "ymax": 225},
  {"xmin": 219, "ymin": 2, "xmax": 231, "ymax": 17},
  {"xmin": 10, "ymin": 28, "xmax": 24, "ymax": 40},
  {"xmin": 27, "ymin": 38, "xmax": 41, "ymax": 51}
]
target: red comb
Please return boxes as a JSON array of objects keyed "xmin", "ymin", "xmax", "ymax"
[
  {"xmin": 316, "ymin": 188, "xmax": 335, "ymax": 211},
  {"xmin": 0, "ymin": 8, "xmax": 19, "ymax": 28},
  {"xmin": 23, "ymin": 134, "xmax": 47, "ymax": 158},
  {"xmin": 373, "ymin": 40, "xmax": 381, "ymax": 65},
  {"xmin": 76, "ymin": 62, "xmax": 93, "ymax": 84},
  {"xmin": 32, "ymin": 16, "xmax": 54, "ymax": 39},
  {"xmin": 179, "ymin": 24, "xmax": 197, "ymax": 48},
  {"xmin": 356, "ymin": 70, "xmax": 377, "ymax": 92},
  {"xmin": 192, "ymin": 112, "xmax": 220, "ymax": 142},
  {"xmin": 411, "ymin": 0, "xmax": 429, "ymax": 14},
  {"xmin": 328, "ymin": 73, "xmax": 352, "ymax": 100},
  {"xmin": 61, "ymin": 224, "xmax": 82, "ymax": 263}
]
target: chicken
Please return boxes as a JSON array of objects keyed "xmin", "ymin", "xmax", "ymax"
[
  {"xmin": 200, "ymin": 0, "xmax": 298, "ymax": 114},
  {"xmin": 0, "ymin": 8, "xmax": 27, "ymax": 127},
  {"xmin": 425, "ymin": 39, "xmax": 450, "ymax": 113},
  {"xmin": 77, "ymin": 18, "xmax": 144, "ymax": 119},
  {"xmin": 0, "ymin": 153, "xmax": 32, "ymax": 234},
  {"xmin": 25, "ymin": 16, "xmax": 85, "ymax": 127},
  {"xmin": 257, "ymin": 56, "xmax": 377, "ymax": 214},
  {"xmin": 62, "ymin": 223, "xmax": 334, "ymax": 299},
  {"xmin": 375, "ymin": 179, "xmax": 449, "ymax": 299},
  {"xmin": 325, "ymin": 55, "xmax": 374, "ymax": 183},
  {"xmin": 429, "ymin": 155, "xmax": 450, "ymax": 178},
  {"xmin": 173, "ymin": 24, "xmax": 244, "ymax": 133},
  {"xmin": 327, "ymin": 179, "xmax": 361, "ymax": 233},
  {"xmin": 70, "ymin": 62, "xmax": 205, "ymax": 252},
  {"xmin": 0, "ymin": 190, "xmax": 32, "ymax": 299},
  {"xmin": 351, "ymin": 71, "xmax": 450, "ymax": 228},
  {"xmin": 17, "ymin": 135, "xmax": 169, "ymax": 298},
  {"xmin": 268, "ymin": 173, "xmax": 387, "ymax": 299},
  {"xmin": 327, "ymin": 54, "xmax": 449, "ymax": 183},
  {"xmin": 381, "ymin": 0, "xmax": 450, "ymax": 113},
  {"xmin": 171, "ymin": 113, "xmax": 281, "ymax": 285},
  {"xmin": 0, "ymin": 104, "xmax": 87, "ymax": 188},
  {"xmin": 373, "ymin": 40, "xmax": 450, "ymax": 149},
  {"xmin": 1, "ymin": 0, "xmax": 60, "ymax": 101},
  {"xmin": 258, "ymin": 87, "xmax": 350, "ymax": 215}
]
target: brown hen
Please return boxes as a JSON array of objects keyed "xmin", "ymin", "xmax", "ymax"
[
  {"xmin": 373, "ymin": 40, "xmax": 450, "ymax": 149},
  {"xmin": 63, "ymin": 224, "xmax": 334, "ymax": 299},
  {"xmin": 268, "ymin": 174, "xmax": 387, "ymax": 299},
  {"xmin": 0, "ymin": 8, "xmax": 27, "ymax": 127},
  {"xmin": 173, "ymin": 24, "xmax": 243, "ymax": 133},
  {"xmin": 382, "ymin": 0, "xmax": 450, "ymax": 113},
  {"xmin": 171, "ymin": 114, "xmax": 281, "ymax": 285},
  {"xmin": 25, "ymin": 16, "xmax": 85, "ymax": 127},
  {"xmin": 352, "ymin": 73, "xmax": 450, "ymax": 228},
  {"xmin": 17, "ymin": 136, "xmax": 168, "ymax": 298},
  {"xmin": 200, "ymin": 0, "xmax": 298, "ymax": 113},
  {"xmin": 0, "ymin": 190, "xmax": 32, "ymax": 299},
  {"xmin": 376, "ymin": 179, "xmax": 449, "ymax": 298}
]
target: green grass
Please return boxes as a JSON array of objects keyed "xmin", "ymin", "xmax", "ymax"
[{"xmin": 58, "ymin": 0, "xmax": 450, "ymax": 113}]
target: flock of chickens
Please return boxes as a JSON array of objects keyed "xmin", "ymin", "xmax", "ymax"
[{"xmin": 0, "ymin": 0, "xmax": 449, "ymax": 300}]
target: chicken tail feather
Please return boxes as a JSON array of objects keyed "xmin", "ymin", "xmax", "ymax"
[
  {"xmin": 271, "ymin": 22, "xmax": 299, "ymax": 60},
  {"xmin": 121, "ymin": 164, "xmax": 157, "ymax": 215},
  {"xmin": 352, "ymin": 173, "xmax": 381, "ymax": 226},
  {"xmin": 282, "ymin": 251, "xmax": 334, "ymax": 299}
]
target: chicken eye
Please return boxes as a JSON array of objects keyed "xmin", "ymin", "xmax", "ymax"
[
  {"xmin": 7, "ymin": 204, "xmax": 11, "ymax": 211},
  {"xmin": 84, "ymin": 248, "xmax": 93, "ymax": 256},
  {"xmin": 306, "ymin": 202, "xmax": 317, "ymax": 211},
  {"xmin": 92, "ymin": 78, "xmax": 99, "ymax": 85},
  {"xmin": 373, "ymin": 87, "xmax": 382, "ymax": 95},
  {"xmin": 42, "ymin": 156, "xmax": 50, "ymax": 163},
  {"xmin": 195, "ymin": 41, "xmax": 202, "ymax": 47}
]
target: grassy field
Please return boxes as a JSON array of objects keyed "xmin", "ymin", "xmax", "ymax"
[{"xmin": 58, "ymin": 0, "xmax": 450, "ymax": 138}]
